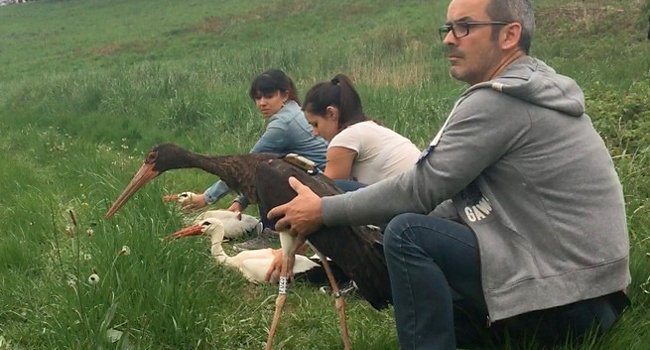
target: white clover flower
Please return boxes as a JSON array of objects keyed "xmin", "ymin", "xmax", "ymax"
[
  {"xmin": 88, "ymin": 273, "xmax": 100, "ymax": 285},
  {"xmin": 83, "ymin": 253, "xmax": 92, "ymax": 261},
  {"xmin": 86, "ymin": 228, "xmax": 94, "ymax": 236},
  {"xmin": 119, "ymin": 245, "xmax": 131, "ymax": 256}
]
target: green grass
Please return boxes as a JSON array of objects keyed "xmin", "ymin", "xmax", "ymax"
[{"xmin": 0, "ymin": 0, "xmax": 649, "ymax": 348}]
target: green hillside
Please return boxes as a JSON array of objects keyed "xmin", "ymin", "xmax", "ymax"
[{"xmin": 0, "ymin": 0, "xmax": 648, "ymax": 348}]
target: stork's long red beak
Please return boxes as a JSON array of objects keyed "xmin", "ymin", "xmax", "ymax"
[
  {"xmin": 105, "ymin": 162, "xmax": 160, "ymax": 218},
  {"xmin": 167, "ymin": 223, "xmax": 204, "ymax": 240}
]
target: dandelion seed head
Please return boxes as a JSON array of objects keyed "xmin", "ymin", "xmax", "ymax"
[
  {"xmin": 119, "ymin": 245, "xmax": 131, "ymax": 256},
  {"xmin": 88, "ymin": 273, "xmax": 100, "ymax": 285}
]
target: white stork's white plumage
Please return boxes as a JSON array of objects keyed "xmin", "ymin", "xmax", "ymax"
[
  {"xmin": 163, "ymin": 192, "xmax": 259, "ymax": 239},
  {"xmin": 169, "ymin": 217, "xmax": 319, "ymax": 284},
  {"xmin": 192, "ymin": 209, "xmax": 258, "ymax": 239}
]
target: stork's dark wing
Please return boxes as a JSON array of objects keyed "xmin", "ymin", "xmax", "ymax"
[
  {"xmin": 255, "ymin": 158, "xmax": 392, "ymax": 310},
  {"xmin": 213, "ymin": 152, "xmax": 280, "ymax": 203}
]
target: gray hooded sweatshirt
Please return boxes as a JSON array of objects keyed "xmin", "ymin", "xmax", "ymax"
[{"xmin": 321, "ymin": 56, "xmax": 630, "ymax": 321}]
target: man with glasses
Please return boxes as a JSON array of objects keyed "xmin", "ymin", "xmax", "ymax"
[{"xmin": 268, "ymin": 0, "xmax": 630, "ymax": 348}]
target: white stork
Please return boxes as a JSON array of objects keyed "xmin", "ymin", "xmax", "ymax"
[
  {"xmin": 168, "ymin": 217, "xmax": 319, "ymax": 284},
  {"xmin": 163, "ymin": 192, "xmax": 260, "ymax": 239}
]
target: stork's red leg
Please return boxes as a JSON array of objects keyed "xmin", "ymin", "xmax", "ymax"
[
  {"xmin": 265, "ymin": 232, "xmax": 304, "ymax": 350},
  {"xmin": 316, "ymin": 251, "xmax": 352, "ymax": 350},
  {"xmin": 265, "ymin": 287, "xmax": 287, "ymax": 350},
  {"xmin": 265, "ymin": 256, "xmax": 289, "ymax": 350}
]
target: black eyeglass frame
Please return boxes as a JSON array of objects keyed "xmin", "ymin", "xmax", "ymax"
[{"xmin": 438, "ymin": 21, "xmax": 511, "ymax": 40}]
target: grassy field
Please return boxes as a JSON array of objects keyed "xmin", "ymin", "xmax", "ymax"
[{"xmin": 0, "ymin": 0, "xmax": 649, "ymax": 348}]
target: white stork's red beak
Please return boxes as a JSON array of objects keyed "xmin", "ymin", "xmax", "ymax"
[
  {"xmin": 105, "ymin": 162, "xmax": 159, "ymax": 218},
  {"xmin": 166, "ymin": 223, "xmax": 204, "ymax": 240}
]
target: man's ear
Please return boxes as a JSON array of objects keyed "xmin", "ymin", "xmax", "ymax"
[{"xmin": 501, "ymin": 22, "xmax": 522, "ymax": 50}]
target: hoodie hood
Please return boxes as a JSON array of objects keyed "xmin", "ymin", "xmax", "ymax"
[{"xmin": 464, "ymin": 56, "xmax": 585, "ymax": 117}]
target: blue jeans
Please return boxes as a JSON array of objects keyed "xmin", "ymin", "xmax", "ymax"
[
  {"xmin": 334, "ymin": 179, "xmax": 367, "ymax": 192},
  {"xmin": 383, "ymin": 213, "xmax": 626, "ymax": 350}
]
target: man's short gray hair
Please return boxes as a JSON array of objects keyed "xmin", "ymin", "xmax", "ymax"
[{"xmin": 486, "ymin": 0, "xmax": 535, "ymax": 54}]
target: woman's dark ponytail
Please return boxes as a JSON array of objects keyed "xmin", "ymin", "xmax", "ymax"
[{"xmin": 304, "ymin": 73, "xmax": 366, "ymax": 129}]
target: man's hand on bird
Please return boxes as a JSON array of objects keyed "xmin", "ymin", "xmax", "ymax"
[{"xmin": 267, "ymin": 177, "xmax": 324, "ymax": 239}]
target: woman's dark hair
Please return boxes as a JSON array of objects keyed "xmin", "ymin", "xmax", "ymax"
[
  {"xmin": 249, "ymin": 69, "xmax": 300, "ymax": 105},
  {"xmin": 303, "ymin": 74, "xmax": 366, "ymax": 129}
]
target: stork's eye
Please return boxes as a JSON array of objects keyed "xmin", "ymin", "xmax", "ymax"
[{"xmin": 146, "ymin": 152, "xmax": 156, "ymax": 163}]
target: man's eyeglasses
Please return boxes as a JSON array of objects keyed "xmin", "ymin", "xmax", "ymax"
[{"xmin": 438, "ymin": 21, "xmax": 511, "ymax": 40}]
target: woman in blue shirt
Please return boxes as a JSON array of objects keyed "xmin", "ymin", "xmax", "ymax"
[{"xmin": 181, "ymin": 70, "xmax": 327, "ymax": 249}]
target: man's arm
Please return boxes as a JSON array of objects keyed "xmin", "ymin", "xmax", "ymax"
[{"xmin": 270, "ymin": 90, "xmax": 530, "ymax": 231}]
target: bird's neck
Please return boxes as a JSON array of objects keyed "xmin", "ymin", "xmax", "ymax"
[
  {"xmin": 193, "ymin": 154, "xmax": 240, "ymax": 181},
  {"xmin": 192, "ymin": 153, "xmax": 265, "ymax": 202},
  {"xmin": 211, "ymin": 238, "xmax": 230, "ymax": 264}
]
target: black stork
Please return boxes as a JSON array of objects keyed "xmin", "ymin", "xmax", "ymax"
[{"xmin": 104, "ymin": 143, "xmax": 391, "ymax": 348}]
